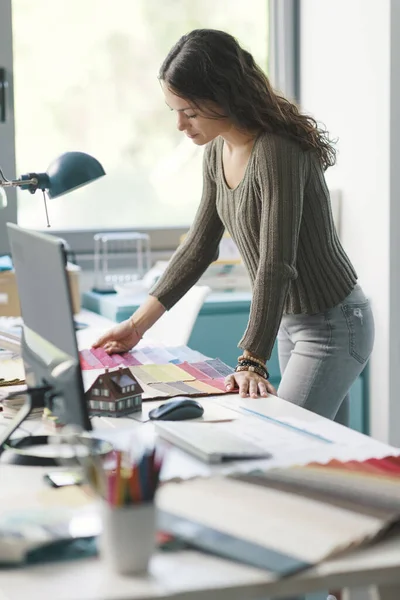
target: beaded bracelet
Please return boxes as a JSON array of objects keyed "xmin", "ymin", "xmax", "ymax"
[
  {"xmin": 237, "ymin": 358, "xmax": 269, "ymax": 376},
  {"xmin": 238, "ymin": 354, "xmax": 266, "ymax": 368},
  {"xmin": 235, "ymin": 366, "xmax": 268, "ymax": 380},
  {"xmin": 236, "ymin": 364, "xmax": 266, "ymax": 376},
  {"xmin": 237, "ymin": 359, "xmax": 265, "ymax": 369},
  {"xmin": 235, "ymin": 364, "xmax": 269, "ymax": 379}
]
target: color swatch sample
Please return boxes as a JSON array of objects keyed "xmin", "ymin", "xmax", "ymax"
[
  {"xmin": 252, "ymin": 454, "xmax": 400, "ymax": 513},
  {"xmin": 79, "ymin": 344, "xmax": 235, "ymax": 401}
]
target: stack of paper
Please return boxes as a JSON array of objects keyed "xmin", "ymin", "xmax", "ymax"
[
  {"xmin": 0, "ymin": 318, "xmax": 22, "ymax": 355},
  {"xmin": 0, "ymin": 319, "xmax": 24, "ymax": 388},
  {"xmin": 0, "ymin": 357, "xmax": 25, "ymax": 387},
  {"xmin": 1, "ymin": 390, "xmax": 40, "ymax": 420}
]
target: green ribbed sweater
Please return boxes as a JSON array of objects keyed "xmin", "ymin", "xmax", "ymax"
[{"xmin": 150, "ymin": 132, "xmax": 357, "ymax": 360}]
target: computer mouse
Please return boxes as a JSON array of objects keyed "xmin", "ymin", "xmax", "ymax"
[{"xmin": 149, "ymin": 398, "xmax": 204, "ymax": 421}]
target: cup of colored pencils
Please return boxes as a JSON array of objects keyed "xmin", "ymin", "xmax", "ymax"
[{"xmin": 99, "ymin": 448, "xmax": 163, "ymax": 575}]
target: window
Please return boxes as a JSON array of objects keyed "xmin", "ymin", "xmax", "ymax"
[
  {"xmin": 103, "ymin": 389, "xmax": 110, "ymax": 397},
  {"xmin": 10, "ymin": 0, "xmax": 269, "ymax": 234},
  {"xmin": 92, "ymin": 388, "xmax": 100, "ymax": 396},
  {"xmin": 100, "ymin": 401, "xmax": 113, "ymax": 410},
  {"xmin": 118, "ymin": 399, "xmax": 126, "ymax": 410}
]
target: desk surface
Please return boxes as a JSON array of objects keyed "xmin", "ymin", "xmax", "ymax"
[
  {"xmin": 0, "ymin": 310, "xmax": 399, "ymax": 600},
  {"xmin": 2, "ymin": 400, "xmax": 400, "ymax": 600},
  {"xmin": 0, "ymin": 529, "xmax": 398, "ymax": 600}
]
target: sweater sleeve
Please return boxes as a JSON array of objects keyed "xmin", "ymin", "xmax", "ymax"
[
  {"xmin": 238, "ymin": 135, "xmax": 308, "ymax": 360},
  {"xmin": 149, "ymin": 143, "xmax": 225, "ymax": 310}
]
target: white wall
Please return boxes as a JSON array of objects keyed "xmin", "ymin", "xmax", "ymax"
[
  {"xmin": 300, "ymin": 0, "xmax": 399, "ymax": 443},
  {"xmin": 388, "ymin": 0, "xmax": 400, "ymax": 444}
]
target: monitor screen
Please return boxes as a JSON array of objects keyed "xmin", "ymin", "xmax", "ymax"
[{"xmin": 6, "ymin": 223, "xmax": 91, "ymax": 431}]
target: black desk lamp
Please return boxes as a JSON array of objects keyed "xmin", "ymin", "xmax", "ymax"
[
  {"xmin": 0, "ymin": 151, "xmax": 105, "ymax": 226},
  {"xmin": 0, "ymin": 152, "xmax": 106, "ymax": 465}
]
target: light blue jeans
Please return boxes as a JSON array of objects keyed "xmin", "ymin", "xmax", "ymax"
[
  {"xmin": 275, "ymin": 286, "xmax": 374, "ymax": 600},
  {"xmin": 277, "ymin": 284, "xmax": 374, "ymax": 422}
]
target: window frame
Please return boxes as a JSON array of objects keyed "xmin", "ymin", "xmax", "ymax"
[{"xmin": 0, "ymin": 0, "xmax": 299, "ymax": 259}]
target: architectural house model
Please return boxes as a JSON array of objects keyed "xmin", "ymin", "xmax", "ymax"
[{"xmin": 85, "ymin": 367, "xmax": 143, "ymax": 417}]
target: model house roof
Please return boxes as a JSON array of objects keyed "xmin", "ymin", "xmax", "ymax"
[
  {"xmin": 85, "ymin": 366, "xmax": 143, "ymax": 401},
  {"xmin": 110, "ymin": 373, "xmax": 136, "ymax": 390}
]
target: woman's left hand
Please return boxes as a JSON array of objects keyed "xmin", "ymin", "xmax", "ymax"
[{"xmin": 224, "ymin": 371, "xmax": 277, "ymax": 398}]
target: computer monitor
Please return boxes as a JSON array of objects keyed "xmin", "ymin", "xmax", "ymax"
[{"xmin": 0, "ymin": 224, "xmax": 92, "ymax": 463}]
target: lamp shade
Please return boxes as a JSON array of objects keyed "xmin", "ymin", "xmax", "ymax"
[{"xmin": 45, "ymin": 151, "xmax": 105, "ymax": 199}]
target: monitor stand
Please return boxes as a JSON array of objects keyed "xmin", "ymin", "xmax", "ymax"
[{"xmin": 0, "ymin": 387, "xmax": 112, "ymax": 466}]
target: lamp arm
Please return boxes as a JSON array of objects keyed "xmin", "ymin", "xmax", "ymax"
[
  {"xmin": 0, "ymin": 177, "xmax": 38, "ymax": 187},
  {"xmin": 0, "ymin": 168, "xmax": 50, "ymax": 194},
  {"xmin": 0, "ymin": 165, "xmax": 10, "ymax": 182}
]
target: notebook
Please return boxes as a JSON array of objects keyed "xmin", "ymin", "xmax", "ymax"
[{"xmin": 154, "ymin": 421, "xmax": 271, "ymax": 463}]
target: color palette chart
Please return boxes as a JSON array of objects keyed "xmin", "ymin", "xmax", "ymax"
[
  {"xmin": 79, "ymin": 345, "xmax": 235, "ymax": 400},
  {"xmin": 308, "ymin": 455, "xmax": 400, "ymax": 478},
  {"xmin": 259, "ymin": 454, "xmax": 400, "ymax": 513}
]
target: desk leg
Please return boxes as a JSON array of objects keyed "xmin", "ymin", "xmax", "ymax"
[{"xmin": 372, "ymin": 584, "xmax": 400, "ymax": 600}]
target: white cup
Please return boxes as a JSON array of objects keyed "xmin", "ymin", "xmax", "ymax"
[{"xmin": 100, "ymin": 502, "xmax": 156, "ymax": 575}]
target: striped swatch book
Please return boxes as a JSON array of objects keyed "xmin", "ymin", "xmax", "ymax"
[
  {"xmin": 242, "ymin": 454, "xmax": 400, "ymax": 512},
  {"xmin": 157, "ymin": 456, "xmax": 400, "ymax": 575}
]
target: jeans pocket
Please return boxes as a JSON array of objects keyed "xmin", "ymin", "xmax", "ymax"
[{"xmin": 341, "ymin": 300, "xmax": 374, "ymax": 364}]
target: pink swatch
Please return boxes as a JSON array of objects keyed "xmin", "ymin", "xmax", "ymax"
[
  {"xmin": 90, "ymin": 347, "xmax": 120, "ymax": 368},
  {"xmin": 79, "ymin": 349, "xmax": 105, "ymax": 369},
  {"xmin": 179, "ymin": 362, "xmax": 211, "ymax": 380},
  {"xmin": 119, "ymin": 352, "xmax": 141, "ymax": 366}
]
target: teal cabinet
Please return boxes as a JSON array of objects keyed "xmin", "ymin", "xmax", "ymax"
[
  {"xmin": 82, "ymin": 290, "xmax": 368, "ymax": 434},
  {"xmin": 188, "ymin": 293, "xmax": 281, "ymax": 378},
  {"xmin": 188, "ymin": 293, "xmax": 368, "ymax": 434}
]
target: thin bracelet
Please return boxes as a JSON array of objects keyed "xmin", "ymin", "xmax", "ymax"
[{"xmin": 129, "ymin": 317, "xmax": 142, "ymax": 340}]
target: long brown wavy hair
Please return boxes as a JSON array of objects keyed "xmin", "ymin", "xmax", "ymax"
[{"xmin": 159, "ymin": 29, "xmax": 336, "ymax": 170}]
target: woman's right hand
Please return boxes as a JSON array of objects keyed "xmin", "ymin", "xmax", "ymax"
[{"xmin": 92, "ymin": 318, "xmax": 142, "ymax": 354}]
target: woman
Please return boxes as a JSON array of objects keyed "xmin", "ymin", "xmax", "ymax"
[{"xmin": 94, "ymin": 29, "xmax": 374, "ymax": 421}]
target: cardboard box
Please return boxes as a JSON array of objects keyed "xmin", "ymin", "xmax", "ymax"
[
  {"xmin": 0, "ymin": 263, "xmax": 81, "ymax": 317},
  {"xmin": 0, "ymin": 270, "xmax": 20, "ymax": 317}
]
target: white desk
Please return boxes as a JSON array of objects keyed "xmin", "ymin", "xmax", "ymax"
[{"xmin": 0, "ymin": 311, "xmax": 399, "ymax": 600}]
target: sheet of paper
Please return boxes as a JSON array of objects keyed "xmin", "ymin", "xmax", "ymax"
[
  {"xmin": 129, "ymin": 398, "xmax": 239, "ymax": 423},
  {"xmin": 280, "ymin": 417, "xmax": 400, "ymax": 453},
  {"xmin": 161, "ymin": 417, "xmax": 327, "ymax": 458},
  {"xmin": 0, "ymin": 358, "xmax": 25, "ymax": 383}
]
